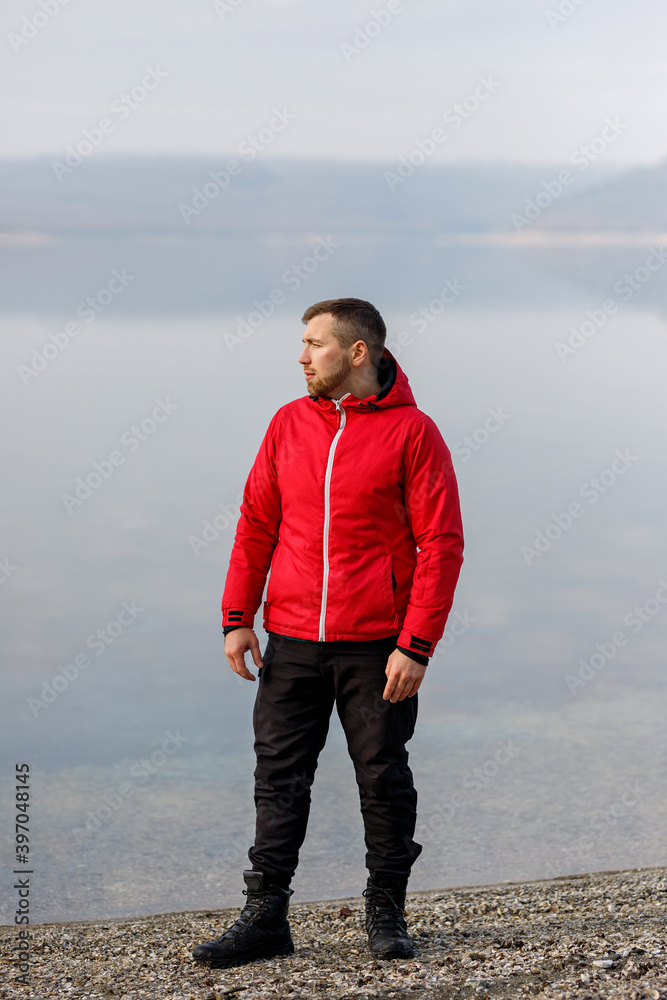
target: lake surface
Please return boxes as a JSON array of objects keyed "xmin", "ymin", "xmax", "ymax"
[{"xmin": 1, "ymin": 238, "xmax": 666, "ymax": 923}]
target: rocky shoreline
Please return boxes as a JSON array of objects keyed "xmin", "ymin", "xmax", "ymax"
[{"xmin": 1, "ymin": 866, "xmax": 666, "ymax": 999}]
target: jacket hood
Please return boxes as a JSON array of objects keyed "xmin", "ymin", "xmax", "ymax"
[{"xmin": 309, "ymin": 348, "xmax": 416, "ymax": 412}]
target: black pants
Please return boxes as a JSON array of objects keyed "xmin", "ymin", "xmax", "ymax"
[{"xmin": 248, "ymin": 632, "xmax": 422, "ymax": 883}]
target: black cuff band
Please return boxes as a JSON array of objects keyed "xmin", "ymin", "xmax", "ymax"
[
  {"xmin": 397, "ymin": 645, "xmax": 429, "ymax": 667},
  {"xmin": 223, "ymin": 625, "xmax": 246, "ymax": 636}
]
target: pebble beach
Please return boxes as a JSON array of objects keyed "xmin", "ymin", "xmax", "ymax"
[{"xmin": 2, "ymin": 866, "xmax": 666, "ymax": 1000}]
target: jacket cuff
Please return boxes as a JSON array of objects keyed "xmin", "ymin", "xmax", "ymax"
[
  {"xmin": 223, "ymin": 625, "xmax": 246, "ymax": 636},
  {"xmin": 222, "ymin": 608, "xmax": 255, "ymax": 629},
  {"xmin": 397, "ymin": 645, "xmax": 429, "ymax": 667},
  {"xmin": 397, "ymin": 628, "xmax": 435, "ymax": 659}
]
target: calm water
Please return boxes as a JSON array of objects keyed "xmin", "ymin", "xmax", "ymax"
[{"xmin": 1, "ymin": 240, "xmax": 666, "ymax": 923}]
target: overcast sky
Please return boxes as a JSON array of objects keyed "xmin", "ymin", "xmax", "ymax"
[{"xmin": 1, "ymin": 0, "xmax": 666, "ymax": 165}]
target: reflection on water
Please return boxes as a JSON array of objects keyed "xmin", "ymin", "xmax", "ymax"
[{"xmin": 1, "ymin": 242, "xmax": 666, "ymax": 922}]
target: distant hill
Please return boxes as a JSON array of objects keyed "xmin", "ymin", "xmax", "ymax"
[
  {"xmin": 534, "ymin": 160, "xmax": 667, "ymax": 233},
  {"xmin": 0, "ymin": 156, "xmax": 629, "ymax": 237},
  {"xmin": 2, "ymin": 157, "xmax": 665, "ymax": 315}
]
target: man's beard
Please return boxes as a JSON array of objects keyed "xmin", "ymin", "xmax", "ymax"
[{"xmin": 306, "ymin": 356, "xmax": 353, "ymax": 398}]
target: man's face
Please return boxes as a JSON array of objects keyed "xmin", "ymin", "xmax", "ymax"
[{"xmin": 298, "ymin": 313, "xmax": 352, "ymax": 398}]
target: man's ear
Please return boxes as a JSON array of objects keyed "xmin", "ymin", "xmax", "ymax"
[{"xmin": 352, "ymin": 339, "xmax": 368, "ymax": 367}]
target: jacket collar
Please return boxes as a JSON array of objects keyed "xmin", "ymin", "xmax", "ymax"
[{"xmin": 308, "ymin": 349, "xmax": 416, "ymax": 411}]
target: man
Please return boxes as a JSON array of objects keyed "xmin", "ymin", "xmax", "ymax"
[{"xmin": 193, "ymin": 298, "xmax": 463, "ymax": 968}]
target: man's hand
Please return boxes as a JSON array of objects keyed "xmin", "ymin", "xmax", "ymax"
[
  {"xmin": 383, "ymin": 648, "xmax": 427, "ymax": 703},
  {"xmin": 225, "ymin": 627, "xmax": 263, "ymax": 682}
]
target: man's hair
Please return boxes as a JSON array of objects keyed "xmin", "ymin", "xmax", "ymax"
[{"xmin": 301, "ymin": 298, "xmax": 387, "ymax": 369}]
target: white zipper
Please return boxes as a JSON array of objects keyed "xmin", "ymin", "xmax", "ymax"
[{"xmin": 319, "ymin": 393, "xmax": 351, "ymax": 641}]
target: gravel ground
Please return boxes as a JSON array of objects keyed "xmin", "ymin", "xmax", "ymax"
[{"xmin": 1, "ymin": 866, "xmax": 666, "ymax": 999}]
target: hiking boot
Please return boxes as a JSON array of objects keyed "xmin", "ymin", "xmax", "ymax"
[
  {"xmin": 363, "ymin": 869, "xmax": 415, "ymax": 959},
  {"xmin": 191, "ymin": 870, "xmax": 294, "ymax": 968}
]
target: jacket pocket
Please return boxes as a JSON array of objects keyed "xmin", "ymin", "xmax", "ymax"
[
  {"xmin": 381, "ymin": 554, "xmax": 400, "ymax": 629},
  {"xmin": 266, "ymin": 542, "xmax": 285, "ymax": 605},
  {"xmin": 389, "ymin": 558, "xmax": 403, "ymax": 627}
]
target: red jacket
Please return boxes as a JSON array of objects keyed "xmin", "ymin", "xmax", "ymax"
[{"xmin": 221, "ymin": 349, "xmax": 464, "ymax": 658}]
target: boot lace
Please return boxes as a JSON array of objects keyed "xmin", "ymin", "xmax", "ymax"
[
  {"xmin": 219, "ymin": 890, "xmax": 273, "ymax": 940},
  {"xmin": 363, "ymin": 885, "xmax": 407, "ymax": 937}
]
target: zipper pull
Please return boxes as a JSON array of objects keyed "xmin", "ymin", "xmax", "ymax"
[{"xmin": 333, "ymin": 393, "xmax": 351, "ymax": 410}]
